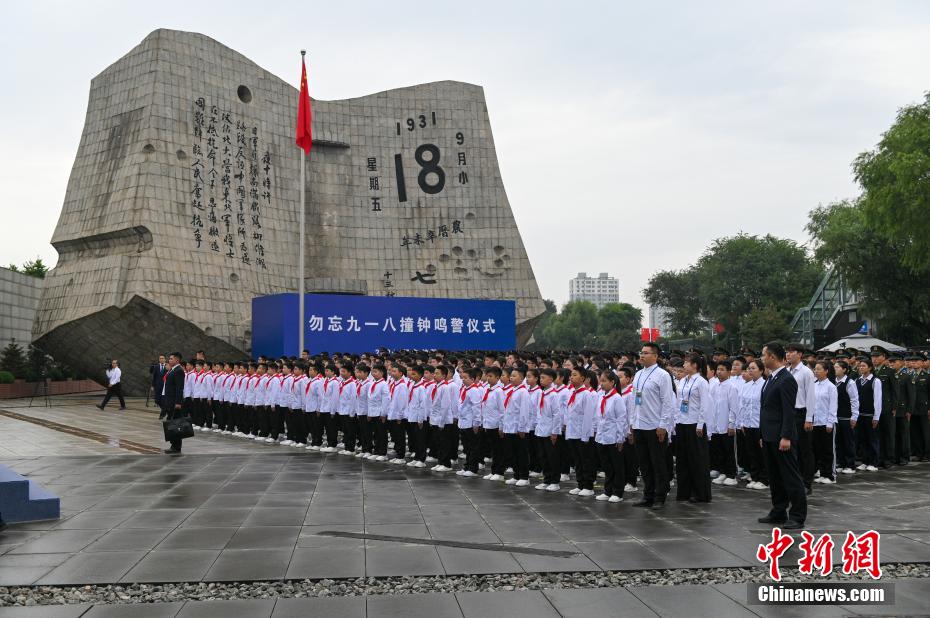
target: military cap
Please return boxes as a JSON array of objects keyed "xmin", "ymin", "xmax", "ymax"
[
  {"xmin": 870, "ymin": 346, "xmax": 888, "ymax": 357},
  {"xmin": 889, "ymin": 351, "xmax": 904, "ymax": 360}
]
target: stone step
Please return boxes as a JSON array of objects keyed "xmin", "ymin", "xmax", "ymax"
[{"xmin": 0, "ymin": 465, "xmax": 60, "ymax": 523}]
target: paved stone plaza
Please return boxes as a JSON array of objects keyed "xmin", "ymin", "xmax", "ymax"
[{"xmin": 0, "ymin": 398, "xmax": 928, "ymax": 616}]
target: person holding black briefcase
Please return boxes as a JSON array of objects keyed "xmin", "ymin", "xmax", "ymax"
[{"xmin": 162, "ymin": 352, "xmax": 191, "ymax": 454}]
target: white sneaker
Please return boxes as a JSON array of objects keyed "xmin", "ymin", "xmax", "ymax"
[
  {"xmin": 866, "ymin": 465, "xmax": 878, "ymax": 471},
  {"xmin": 535, "ymin": 482, "xmax": 548, "ymax": 490},
  {"xmin": 712, "ymin": 475, "xmax": 727, "ymax": 485},
  {"xmin": 723, "ymin": 478, "xmax": 738, "ymax": 486},
  {"xmin": 529, "ymin": 471, "xmax": 542, "ymax": 478},
  {"xmin": 709, "ymin": 470, "xmax": 720, "ymax": 479},
  {"xmin": 856, "ymin": 463, "xmax": 868, "ymax": 471},
  {"xmin": 462, "ymin": 471, "xmax": 476, "ymax": 477},
  {"xmin": 820, "ymin": 477, "xmax": 835, "ymax": 484},
  {"xmin": 597, "ymin": 472, "xmax": 605, "ymax": 479},
  {"xmin": 624, "ymin": 484, "xmax": 636, "ymax": 493},
  {"xmin": 337, "ymin": 442, "xmax": 345, "ymax": 449},
  {"xmin": 560, "ymin": 474, "xmax": 571, "ymax": 482},
  {"xmin": 435, "ymin": 465, "xmax": 450, "ymax": 472},
  {"xmin": 265, "ymin": 437, "xmax": 275, "ymax": 443},
  {"xmin": 339, "ymin": 450, "xmax": 351, "ymax": 456},
  {"xmin": 478, "ymin": 463, "xmax": 486, "ymax": 470},
  {"xmin": 505, "ymin": 478, "xmax": 517, "ymax": 485},
  {"xmin": 489, "ymin": 474, "xmax": 504, "ymax": 481},
  {"xmin": 430, "ymin": 465, "xmax": 440, "ymax": 471},
  {"xmin": 746, "ymin": 481, "xmax": 759, "ymax": 489},
  {"xmin": 596, "ymin": 493, "xmax": 610, "ymax": 501},
  {"xmin": 281, "ymin": 440, "xmax": 293, "ymax": 446},
  {"xmin": 608, "ymin": 495, "xmax": 622, "ymax": 503},
  {"xmin": 505, "ymin": 467, "xmax": 514, "ymax": 474},
  {"xmin": 407, "ymin": 460, "xmax": 419, "ymax": 467},
  {"xmin": 376, "ymin": 455, "xmax": 388, "ymax": 461},
  {"xmin": 390, "ymin": 457, "xmax": 405, "ymax": 464},
  {"xmin": 515, "ymin": 479, "xmax": 529, "ymax": 487},
  {"xmin": 814, "ymin": 477, "xmax": 824, "ymax": 484},
  {"xmin": 579, "ymin": 489, "xmax": 595, "ymax": 497},
  {"xmin": 307, "ymin": 445, "xmax": 318, "ymax": 451},
  {"xmin": 755, "ymin": 483, "xmax": 769, "ymax": 490},
  {"xmin": 841, "ymin": 468, "xmax": 855, "ymax": 474},
  {"xmin": 545, "ymin": 484, "xmax": 560, "ymax": 492},
  {"xmin": 414, "ymin": 461, "xmax": 426, "ymax": 468},
  {"xmin": 569, "ymin": 488, "xmax": 581, "ymax": 495},
  {"xmin": 426, "ymin": 456, "xmax": 438, "ymax": 463},
  {"xmin": 814, "ymin": 470, "xmax": 821, "ymax": 478},
  {"xmin": 482, "ymin": 473, "xmax": 493, "ymax": 480},
  {"xmin": 355, "ymin": 452, "xmax": 365, "ymax": 458},
  {"xmin": 456, "ymin": 470, "xmax": 465, "ymax": 476}
]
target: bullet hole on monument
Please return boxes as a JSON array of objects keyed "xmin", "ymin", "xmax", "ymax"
[
  {"xmin": 237, "ymin": 85, "xmax": 252, "ymax": 103},
  {"xmin": 143, "ymin": 144, "xmax": 155, "ymax": 154},
  {"xmin": 229, "ymin": 273, "xmax": 239, "ymax": 283},
  {"xmin": 451, "ymin": 246, "xmax": 463, "ymax": 256},
  {"xmin": 467, "ymin": 249, "xmax": 477, "ymax": 258},
  {"xmin": 439, "ymin": 254, "xmax": 450, "ymax": 263},
  {"xmin": 176, "ymin": 150, "xmax": 187, "ymax": 160}
]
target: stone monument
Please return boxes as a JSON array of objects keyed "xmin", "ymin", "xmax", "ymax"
[{"xmin": 33, "ymin": 29, "xmax": 546, "ymax": 395}]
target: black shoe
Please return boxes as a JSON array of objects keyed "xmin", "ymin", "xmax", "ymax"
[
  {"xmin": 632, "ymin": 499, "xmax": 653, "ymax": 508},
  {"xmin": 782, "ymin": 520, "xmax": 805, "ymax": 530},
  {"xmin": 163, "ymin": 448, "xmax": 181, "ymax": 455},
  {"xmin": 758, "ymin": 515, "xmax": 787, "ymax": 524},
  {"xmin": 688, "ymin": 497, "xmax": 698, "ymax": 503},
  {"xmin": 96, "ymin": 404, "xmax": 104, "ymax": 410},
  {"xmin": 119, "ymin": 407, "xmax": 126, "ymax": 411},
  {"xmin": 650, "ymin": 501, "xmax": 666, "ymax": 510},
  {"xmin": 898, "ymin": 460, "xmax": 909, "ymax": 466}
]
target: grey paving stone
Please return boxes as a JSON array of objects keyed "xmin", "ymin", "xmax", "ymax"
[
  {"xmin": 510, "ymin": 542, "xmax": 601, "ymax": 573},
  {"xmin": 176, "ymin": 598, "xmax": 275, "ymax": 618},
  {"xmin": 84, "ymin": 602, "xmax": 186, "ymax": 617},
  {"xmin": 120, "ymin": 549, "xmax": 220, "ymax": 583},
  {"xmin": 179, "ymin": 508, "xmax": 252, "ymax": 528},
  {"xmin": 117, "ymin": 509, "xmax": 193, "ymax": 529},
  {"xmin": 0, "ymin": 565, "xmax": 54, "ymax": 585},
  {"xmin": 544, "ymin": 587, "xmax": 659, "ymax": 617},
  {"xmin": 456, "ymin": 590, "xmax": 559, "ymax": 617},
  {"xmin": 54, "ymin": 511, "xmax": 134, "ymax": 530},
  {"xmin": 204, "ymin": 548, "xmax": 293, "ymax": 581},
  {"xmin": 85, "ymin": 529, "xmax": 172, "ymax": 551},
  {"xmin": 9, "ymin": 529, "xmax": 107, "ymax": 554},
  {"xmin": 366, "ymin": 592, "xmax": 464, "ymax": 618},
  {"xmin": 155, "ymin": 527, "xmax": 236, "ymax": 550},
  {"xmin": 627, "ymin": 583, "xmax": 759, "ymax": 617},
  {"xmin": 35, "ymin": 551, "xmax": 147, "ymax": 585},
  {"xmin": 286, "ymin": 546, "xmax": 365, "ymax": 579},
  {"xmin": 436, "ymin": 546, "xmax": 524, "ymax": 575},
  {"xmin": 0, "ymin": 604, "xmax": 93, "ymax": 617},
  {"xmin": 365, "ymin": 544, "xmax": 445, "ymax": 577},
  {"xmin": 271, "ymin": 596, "xmax": 366, "ymax": 618},
  {"xmin": 225, "ymin": 526, "xmax": 300, "ymax": 549},
  {"xmin": 242, "ymin": 507, "xmax": 308, "ymax": 527}
]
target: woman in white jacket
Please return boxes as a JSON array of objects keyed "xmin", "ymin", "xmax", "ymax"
[{"xmin": 812, "ymin": 361, "xmax": 838, "ymax": 485}]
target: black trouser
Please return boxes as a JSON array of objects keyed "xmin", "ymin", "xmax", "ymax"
[
  {"xmin": 857, "ymin": 416, "xmax": 879, "ymax": 466},
  {"xmin": 311, "ymin": 412, "xmax": 326, "ymax": 446},
  {"xmin": 568, "ymin": 437, "xmax": 596, "ymax": 490},
  {"xmin": 597, "ymin": 442, "xmax": 625, "ymax": 497},
  {"xmin": 506, "ymin": 433, "xmax": 529, "ymax": 480},
  {"xmin": 836, "ymin": 418, "xmax": 856, "ymax": 470},
  {"xmin": 483, "ymin": 429, "xmax": 504, "ymax": 474},
  {"xmin": 527, "ymin": 432, "xmax": 541, "ymax": 473},
  {"xmin": 539, "ymin": 435, "xmax": 562, "ymax": 484},
  {"xmin": 911, "ymin": 412, "xmax": 930, "ymax": 459},
  {"xmin": 634, "ymin": 428, "xmax": 669, "ymax": 503},
  {"xmin": 622, "ymin": 438, "xmax": 638, "ymax": 487},
  {"xmin": 497, "ymin": 430, "xmax": 513, "ymax": 471},
  {"xmin": 407, "ymin": 421, "xmax": 426, "ymax": 461},
  {"xmin": 214, "ymin": 401, "xmax": 226, "ymax": 430},
  {"xmin": 437, "ymin": 425, "xmax": 456, "ymax": 467},
  {"xmin": 763, "ymin": 439, "xmax": 807, "ymax": 524},
  {"xmin": 894, "ymin": 415, "xmax": 910, "ymax": 463},
  {"xmin": 879, "ymin": 409, "xmax": 895, "ymax": 466},
  {"xmin": 325, "ymin": 412, "xmax": 340, "ymax": 447},
  {"xmin": 204, "ymin": 400, "xmax": 214, "ymax": 428},
  {"xmin": 743, "ymin": 427, "xmax": 768, "ymax": 484},
  {"xmin": 359, "ymin": 416, "xmax": 373, "ymax": 453},
  {"xmin": 674, "ymin": 424, "xmax": 711, "ymax": 502},
  {"xmin": 390, "ymin": 419, "xmax": 407, "ymax": 458},
  {"xmin": 812, "ymin": 425, "xmax": 835, "ymax": 480},
  {"xmin": 794, "ymin": 409, "xmax": 815, "ymax": 490},
  {"xmin": 100, "ymin": 383, "xmax": 126, "ymax": 409},
  {"xmin": 710, "ymin": 433, "xmax": 736, "ymax": 478},
  {"xmin": 259, "ymin": 406, "xmax": 272, "ymax": 437},
  {"xmin": 269, "ymin": 406, "xmax": 284, "ymax": 439},
  {"xmin": 293, "ymin": 411, "xmax": 308, "ymax": 444},
  {"xmin": 462, "ymin": 427, "xmax": 481, "ymax": 472},
  {"xmin": 342, "ymin": 416, "xmax": 358, "ymax": 451},
  {"xmin": 373, "ymin": 417, "xmax": 389, "ymax": 455}
]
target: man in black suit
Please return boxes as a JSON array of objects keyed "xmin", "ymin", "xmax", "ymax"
[
  {"xmin": 151, "ymin": 355, "xmax": 167, "ymax": 411},
  {"xmin": 758, "ymin": 341, "xmax": 807, "ymax": 529},
  {"xmin": 161, "ymin": 352, "xmax": 186, "ymax": 455}
]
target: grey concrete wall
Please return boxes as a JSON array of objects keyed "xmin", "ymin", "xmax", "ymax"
[{"xmin": 0, "ymin": 267, "xmax": 43, "ymax": 353}]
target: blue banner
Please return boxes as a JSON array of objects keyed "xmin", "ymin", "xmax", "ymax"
[{"xmin": 251, "ymin": 294, "xmax": 516, "ymax": 357}]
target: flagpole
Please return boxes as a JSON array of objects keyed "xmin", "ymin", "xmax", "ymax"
[{"xmin": 298, "ymin": 49, "xmax": 307, "ymax": 357}]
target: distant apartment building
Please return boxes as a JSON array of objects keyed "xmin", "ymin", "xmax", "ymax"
[
  {"xmin": 569, "ymin": 272, "xmax": 619, "ymax": 308},
  {"xmin": 648, "ymin": 304, "xmax": 672, "ymax": 335}
]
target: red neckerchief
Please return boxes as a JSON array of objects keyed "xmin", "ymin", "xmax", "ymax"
[
  {"xmin": 323, "ymin": 376, "xmax": 335, "ymax": 393},
  {"xmin": 621, "ymin": 385, "xmax": 634, "ymax": 396},
  {"xmin": 431, "ymin": 379, "xmax": 450, "ymax": 401},
  {"xmin": 600, "ymin": 388, "xmax": 618, "ymax": 415},
  {"xmin": 539, "ymin": 386, "xmax": 554, "ymax": 409},
  {"xmin": 554, "ymin": 385, "xmax": 567, "ymax": 394},
  {"xmin": 356, "ymin": 378, "xmax": 370, "ymax": 396},
  {"xmin": 370, "ymin": 378, "xmax": 385, "ymax": 394},
  {"xmin": 408, "ymin": 379, "xmax": 425, "ymax": 402},
  {"xmin": 389, "ymin": 378, "xmax": 403, "ymax": 397},
  {"xmin": 504, "ymin": 384, "xmax": 526, "ymax": 408},
  {"xmin": 482, "ymin": 383, "xmax": 500, "ymax": 403},
  {"xmin": 339, "ymin": 377, "xmax": 356, "ymax": 394},
  {"xmin": 568, "ymin": 385, "xmax": 590, "ymax": 406},
  {"xmin": 460, "ymin": 383, "xmax": 478, "ymax": 402}
]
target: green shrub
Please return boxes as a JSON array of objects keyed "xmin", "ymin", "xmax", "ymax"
[{"xmin": 0, "ymin": 371, "xmax": 14, "ymax": 384}]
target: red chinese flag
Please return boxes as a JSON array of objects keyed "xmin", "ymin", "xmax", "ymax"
[
  {"xmin": 640, "ymin": 328, "xmax": 650, "ymax": 342},
  {"xmin": 651, "ymin": 328, "xmax": 660, "ymax": 341},
  {"xmin": 295, "ymin": 57, "xmax": 312, "ymax": 154}
]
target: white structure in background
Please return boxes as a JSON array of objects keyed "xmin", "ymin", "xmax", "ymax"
[
  {"xmin": 569, "ymin": 272, "xmax": 619, "ymax": 309},
  {"xmin": 648, "ymin": 304, "xmax": 672, "ymax": 335}
]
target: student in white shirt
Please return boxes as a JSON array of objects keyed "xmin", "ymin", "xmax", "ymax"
[
  {"xmin": 833, "ymin": 360, "xmax": 860, "ymax": 475},
  {"xmin": 564, "ymin": 368, "xmax": 598, "ymax": 496},
  {"xmin": 387, "ymin": 365, "xmax": 410, "ymax": 463},
  {"xmin": 305, "ymin": 362, "xmax": 325, "ymax": 449},
  {"xmin": 480, "ymin": 366, "xmax": 506, "ymax": 480},
  {"xmin": 812, "ymin": 361, "xmax": 838, "ymax": 484},
  {"xmin": 367, "ymin": 364, "xmax": 390, "ymax": 460},
  {"xmin": 319, "ymin": 364, "xmax": 341, "ymax": 452},
  {"xmin": 855, "ymin": 358, "xmax": 882, "ymax": 471},
  {"xmin": 524, "ymin": 369, "xmax": 543, "ymax": 479},
  {"xmin": 739, "ymin": 360, "xmax": 768, "ymax": 489},
  {"xmin": 336, "ymin": 363, "xmax": 358, "ymax": 455},
  {"xmin": 709, "ymin": 360, "xmax": 740, "ymax": 486},
  {"xmin": 457, "ymin": 367, "xmax": 484, "ymax": 477},
  {"xmin": 673, "ymin": 353, "xmax": 712, "ymax": 503},
  {"xmin": 405, "ymin": 365, "xmax": 431, "ymax": 467},
  {"xmin": 594, "ymin": 370, "xmax": 629, "ymax": 502},
  {"xmin": 631, "ymin": 343, "xmax": 676, "ymax": 508},
  {"xmin": 501, "ymin": 366, "xmax": 530, "ymax": 485},
  {"xmin": 428, "ymin": 365, "xmax": 457, "ymax": 471},
  {"xmin": 291, "ymin": 364, "xmax": 309, "ymax": 446}
]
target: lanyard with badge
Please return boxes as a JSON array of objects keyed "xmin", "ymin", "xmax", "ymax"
[
  {"xmin": 634, "ymin": 365, "xmax": 658, "ymax": 406},
  {"xmin": 680, "ymin": 375, "xmax": 695, "ymax": 414}
]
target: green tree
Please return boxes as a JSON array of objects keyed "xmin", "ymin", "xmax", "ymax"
[
  {"xmin": 538, "ymin": 301, "xmax": 599, "ymax": 349},
  {"xmin": 740, "ymin": 304, "xmax": 792, "ymax": 350},
  {"xmin": 853, "ymin": 92, "xmax": 930, "ymax": 272},
  {"xmin": 596, "ymin": 302, "xmax": 643, "ymax": 350},
  {"xmin": 0, "ymin": 339, "xmax": 28, "ymax": 378},
  {"xmin": 807, "ymin": 199, "xmax": 930, "ymax": 343},
  {"xmin": 642, "ymin": 269, "xmax": 706, "ymax": 337},
  {"xmin": 533, "ymin": 301, "xmax": 642, "ymax": 351},
  {"xmin": 5, "ymin": 258, "xmax": 48, "ymax": 278}
]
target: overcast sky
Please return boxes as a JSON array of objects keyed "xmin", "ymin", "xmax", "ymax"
[{"xmin": 3, "ymin": 1, "xmax": 929, "ymax": 315}]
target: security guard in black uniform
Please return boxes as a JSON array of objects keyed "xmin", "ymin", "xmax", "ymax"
[
  {"xmin": 871, "ymin": 347, "xmax": 897, "ymax": 468},
  {"xmin": 910, "ymin": 354, "xmax": 930, "ymax": 462},
  {"xmin": 892, "ymin": 353, "xmax": 913, "ymax": 465}
]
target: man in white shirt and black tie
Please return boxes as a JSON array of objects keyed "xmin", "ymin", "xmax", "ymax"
[{"xmin": 630, "ymin": 342, "xmax": 676, "ymax": 509}]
